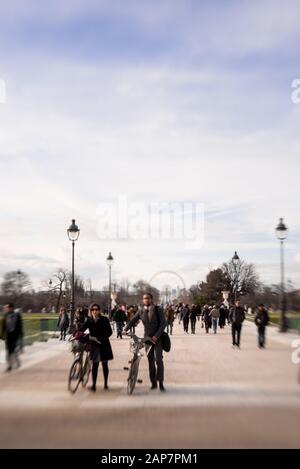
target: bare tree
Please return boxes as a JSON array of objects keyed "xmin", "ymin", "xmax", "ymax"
[
  {"xmin": 48, "ymin": 269, "xmax": 67, "ymax": 314},
  {"xmin": 222, "ymin": 258, "xmax": 260, "ymax": 301}
]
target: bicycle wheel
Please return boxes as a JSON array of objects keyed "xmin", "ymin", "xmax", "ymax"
[
  {"xmin": 68, "ymin": 358, "xmax": 82, "ymax": 394},
  {"xmin": 81, "ymin": 353, "xmax": 91, "ymax": 388},
  {"xmin": 127, "ymin": 358, "xmax": 140, "ymax": 395}
]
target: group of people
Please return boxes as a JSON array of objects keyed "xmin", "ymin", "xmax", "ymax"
[
  {"xmin": 0, "ymin": 296, "xmax": 271, "ymax": 392},
  {"xmin": 71, "ymin": 293, "xmax": 167, "ymax": 392},
  {"xmin": 163, "ymin": 300, "xmax": 269, "ymax": 349}
]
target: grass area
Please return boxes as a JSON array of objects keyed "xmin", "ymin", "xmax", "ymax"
[
  {"xmin": 247, "ymin": 311, "xmax": 300, "ymax": 331},
  {"xmin": 0, "ymin": 316, "xmax": 60, "ymax": 345}
]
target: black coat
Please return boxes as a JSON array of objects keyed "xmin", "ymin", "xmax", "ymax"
[
  {"xmin": 113, "ymin": 308, "xmax": 126, "ymax": 323},
  {"xmin": 229, "ymin": 306, "xmax": 245, "ymax": 325},
  {"xmin": 1, "ymin": 311, "xmax": 23, "ymax": 343},
  {"xmin": 81, "ymin": 316, "xmax": 113, "ymax": 362},
  {"xmin": 219, "ymin": 308, "xmax": 226, "ymax": 327},
  {"xmin": 190, "ymin": 308, "xmax": 197, "ymax": 320},
  {"xmin": 255, "ymin": 310, "xmax": 269, "ymax": 327},
  {"xmin": 202, "ymin": 307, "xmax": 211, "ymax": 324}
]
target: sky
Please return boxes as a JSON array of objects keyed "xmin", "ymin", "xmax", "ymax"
[{"xmin": 0, "ymin": 0, "xmax": 300, "ymax": 293}]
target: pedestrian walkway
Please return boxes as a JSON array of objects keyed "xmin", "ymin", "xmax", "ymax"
[{"xmin": 0, "ymin": 320, "xmax": 299, "ymax": 448}]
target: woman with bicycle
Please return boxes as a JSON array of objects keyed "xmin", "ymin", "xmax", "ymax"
[{"xmin": 80, "ymin": 303, "xmax": 113, "ymax": 392}]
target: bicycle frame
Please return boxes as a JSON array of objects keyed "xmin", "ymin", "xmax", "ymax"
[{"xmin": 125, "ymin": 332, "xmax": 154, "ymax": 394}]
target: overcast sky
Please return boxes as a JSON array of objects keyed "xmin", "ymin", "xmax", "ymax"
[{"xmin": 0, "ymin": 0, "xmax": 300, "ymax": 292}]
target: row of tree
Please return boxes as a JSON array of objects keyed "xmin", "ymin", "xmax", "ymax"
[
  {"xmin": 1, "ymin": 257, "xmax": 300, "ymax": 313},
  {"xmin": 0, "ymin": 270, "xmax": 161, "ymax": 313},
  {"xmin": 190, "ymin": 258, "xmax": 300, "ymax": 311}
]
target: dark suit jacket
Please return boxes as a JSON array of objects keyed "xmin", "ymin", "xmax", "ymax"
[
  {"xmin": 1, "ymin": 311, "xmax": 23, "ymax": 343},
  {"xmin": 124, "ymin": 304, "xmax": 166, "ymax": 339}
]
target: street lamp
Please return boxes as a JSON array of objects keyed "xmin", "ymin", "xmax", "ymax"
[
  {"xmin": 232, "ymin": 251, "xmax": 240, "ymax": 302},
  {"xmin": 276, "ymin": 218, "xmax": 288, "ymax": 332},
  {"xmin": 67, "ymin": 219, "xmax": 80, "ymax": 327},
  {"xmin": 106, "ymin": 252, "xmax": 114, "ymax": 317}
]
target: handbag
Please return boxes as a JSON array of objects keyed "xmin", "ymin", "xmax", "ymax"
[
  {"xmin": 161, "ymin": 331, "xmax": 171, "ymax": 352},
  {"xmin": 155, "ymin": 306, "xmax": 171, "ymax": 352}
]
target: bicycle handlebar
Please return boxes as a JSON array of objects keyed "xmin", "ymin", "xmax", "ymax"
[{"xmin": 125, "ymin": 332, "xmax": 154, "ymax": 344}]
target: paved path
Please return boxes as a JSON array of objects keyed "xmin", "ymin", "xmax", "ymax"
[{"xmin": 0, "ymin": 320, "xmax": 299, "ymax": 448}]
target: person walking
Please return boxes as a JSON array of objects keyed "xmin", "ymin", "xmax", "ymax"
[
  {"xmin": 210, "ymin": 305, "xmax": 220, "ymax": 334},
  {"xmin": 177, "ymin": 303, "xmax": 183, "ymax": 324},
  {"xmin": 1, "ymin": 303, "xmax": 23, "ymax": 372},
  {"xmin": 113, "ymin": 305, "xmax": 126, "ymax": 339},
  {"xmin": 182, "ymin": 304, "xmax": 190, "ymax": 333},
  {"xmin": 126, "ymin": 305, "xmax": 136, "ymax": 334},
  {"xmin": 218, "ymin": 305, "xmax": 226, "ymax": 329},
  {"xmin": 190, "ymin": 305, "xmax": 197, "ymax": 334},
  {"xmin": 165, "ymin": 306, "xmax": 175, "ymax": 335},
  {"xmin": 74, "ymin": 306, "xmax": 88, "ymax": 331},
  {"xmin": 80, "ymin": 303, "xmax": 113, "ymax": 392},
  {"xmin": 124, "ymin": 292, "xmax": 167, "ymax": 392},
  {"xmin": 254, "ymin": 304, "xmax": 270, "ymax": 348},
  {"xmin": 202, "ymin": 305, "xmax": 211, "ymax": 334},
  {"xmin": 57, "ymin": 307, "xmax": 70, "ymax": 340},
  {"xmin": 229, "ymin": 300, "xmax": 245, "ymax": 348}
]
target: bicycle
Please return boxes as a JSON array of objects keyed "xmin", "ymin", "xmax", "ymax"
[
  {"xmin": 68, "ymin": 334, "xmax": 100, "ymax": 394},
  {"xmin": 123, "ymin": 332, "xmax": 154, "ymax": 395}
]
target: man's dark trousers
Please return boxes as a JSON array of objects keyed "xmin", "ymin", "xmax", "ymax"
[
  {"xmin": 147, "ymin": 340, "xmax": 164, "ymax": 384},
  {"xmin": 258, "ymin": 325, "xmax": 266, "ymax": 348},
  {"xmin": 232, "ymin": 323, "xmax": 242, "ymax": 346}
]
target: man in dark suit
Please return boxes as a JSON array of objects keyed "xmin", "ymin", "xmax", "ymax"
[{"xmin": 124, "ymin": 292, "xmax": 167, "ymax": 391}]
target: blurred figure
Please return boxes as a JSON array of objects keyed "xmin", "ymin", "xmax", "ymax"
[
  {"xmin": 1, "ymin": 303, "xmax": 23, "ymax": 372},
  {"xmin": 113, "ymin": 305, "xmax": 126, "ymax": 339},
  {"xmin": 202, "ymin": 305, "xmax": 211, "ymax": 334},
  {"xmin": 165, "ymin": 305, "xmax": 175, "ymax": 335},
  {"xmin": 182, "ymin": 304, "xmax": 190, "ymax": 333},
  {"xmin": 126, "ymin": 305, "xmax": 136, "ymax": 334},
  {"xmin": 195, "ymin": 304, "xmax": 202, "ymax": 321},
  {"xmin": 254, "ymin": 304, "xmax": 270, "ymax": 348},
  {"xmin": 80, "ymin": 303, "xmax": 113, "ymax": 391},
  {"xmin": 210, "ymin": 305, "xmax": 220, "ymax": 334},
  {"xmin": 229, "ymin": 300, "xmax": 245, "ymax": 348},
  {"xmin": 219, "ymin": 304, "xmax": 226, "ymax": 329},
  {"xmin": 177, "ymin": 303, "xmax": 183, "ymax": 324},
  {"xmin": 190, "ymin": 305, "xmax": 197, "ymax": 334},
  {"xmin": 75, "ymin": 306, "xmax": 88, "ymax": 330},
  {"xmin": 57, "ymin": 307, "xmax": 70, "ymax": 340},
  {"xmin": 224, "ymin": 305, "xmax": 230, "ymax": 325}
]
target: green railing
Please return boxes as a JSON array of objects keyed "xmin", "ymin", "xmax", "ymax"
[{"xmin": 0, "ymin": 317, "xmax": 59, "ymax": 346}]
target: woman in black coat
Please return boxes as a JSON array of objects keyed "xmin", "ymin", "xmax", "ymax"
[
  {"xmin": 218, "ymin": 305, "xmax": 226, "ymax": 329},
  {"xmin": 80, "ymin": 303, "xmax": 113, "ymax": 392}
]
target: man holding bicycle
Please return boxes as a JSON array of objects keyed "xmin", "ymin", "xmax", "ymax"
[{"xmin": 124, "ymin": 293, "xmax": 167, "ymax": 392}]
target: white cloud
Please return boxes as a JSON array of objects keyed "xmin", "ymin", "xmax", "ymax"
[{"xmin": 0, "ymin": 3, "xmax": 299, "ymax": 290}]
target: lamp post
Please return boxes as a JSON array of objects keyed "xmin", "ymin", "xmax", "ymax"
[
  {"xmin": 106, "ymin": 252, "xmax": 114, "ymax": 317},
  {"xmin": 232, "ymin": 251, "xmax": 240, "ymax": 302},
  {"xmin": 15, "ymin": 269, "xmax": 22, "ymax": 307},
  {"xmin": 276, "ymin": 218, "xmax": 288, "ymax": 332},
  {"xmin": 67, "ymin": 219, "xmax": 80, "ymax": 328}
]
